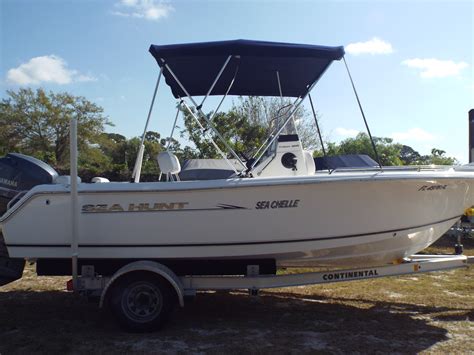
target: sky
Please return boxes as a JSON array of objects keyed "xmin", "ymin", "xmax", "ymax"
[{"xmin": 1, "ymin": 0, "xmax": 473, "ymax": 163}]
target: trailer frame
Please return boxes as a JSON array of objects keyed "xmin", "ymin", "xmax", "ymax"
[{"xmin": 70, "ymin": 253, "xmax": 472, "ymax": 331}]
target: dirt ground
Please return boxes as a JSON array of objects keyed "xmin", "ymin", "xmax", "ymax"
[{"xmin": 1, "ymin": 236, "xmax": 473, "ymax": 354}]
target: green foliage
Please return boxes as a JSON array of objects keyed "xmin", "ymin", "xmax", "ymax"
[
  {"xmin": 319, "ymin": 133, "xmax": 403, "ymax": 166},
  {"xmin": 93, "ymin": 132, "xmax": 166, "ymax": 181},
  {"xmin": 315, "ymin": 133, "xmax": 458, "ymax": 166},
  {"xmin": 1, "ymin": 88, "xmax": 458, "ymax": 183},
  {"xmin": 181, "ymin": 96, "xmax": 321, "ymax": 160},
  {"xmin": 399, "ymin": 146, "xmax": 457, "ymax": 165},
  {"xmin": 0, "ymin": 88, "xmax": 112, "ymax": 167},
  {"xmin": 181, "ymin": 107, "xmax": 267, "ymax": 160},
  {"xmin": 230, "ymin": 96, "xmax": 321, "ymax": 150},
  {"xmin": 426, "ymin": 148, "xmax": 458, "ymax": 165}
]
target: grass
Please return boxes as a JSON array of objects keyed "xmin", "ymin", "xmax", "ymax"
[{"xmin": 0, "ymin": 235, "xmax": 473, "ymax": 354}]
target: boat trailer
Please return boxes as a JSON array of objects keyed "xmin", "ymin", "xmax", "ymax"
[{"xmin": 70, "ymin": 253, "xmax": 472, "ymax": 332}]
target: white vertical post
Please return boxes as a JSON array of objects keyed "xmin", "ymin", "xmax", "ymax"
[
  {"xmin": 70, "ymin": 117, "xmax": 79, "ymax": 290},
  {"xmin": 132, "ymin": 68, "xmax": 163, "ymax": 183}
]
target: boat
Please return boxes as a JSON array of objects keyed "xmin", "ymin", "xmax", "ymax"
[{"xmin": 1, "ymin": 39, "xmax": 473, "ymax": 284}]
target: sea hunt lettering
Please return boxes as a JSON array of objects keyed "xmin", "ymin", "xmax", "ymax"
[
  {"xmin": 418, "ymin": 185, "xmax": 448, "ymax": 191},
  {"xmin": 323, "ymin": 269, "xmax": 379, "ymax": 281},
  {"xmin": 0, "ymin": 177, "xmax": 18, "ymax": 187},
  {"xmin": 255, "ymin": 199, "xmax": 300, "ymax": 210},
  {"xmin": 128, "ymin": 202, "xmax": 189, "ymax": 211},
  {"xmin": 82, "ymin": 202, "xmax": 189, "ymax": 213}
]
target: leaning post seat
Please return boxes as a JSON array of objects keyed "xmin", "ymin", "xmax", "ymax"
[{"xmin": 157, "ymin": 151, "xmax": 181, "ymax": 181}]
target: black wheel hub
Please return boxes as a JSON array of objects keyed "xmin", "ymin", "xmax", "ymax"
[{"xmin": 122, "ymin": 282, "xmax": 163, "ymax": 322}]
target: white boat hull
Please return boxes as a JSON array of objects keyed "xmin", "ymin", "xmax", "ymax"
[{"xmin": 2, "ymin": 169, "xmax": 473, "ymax": 268}]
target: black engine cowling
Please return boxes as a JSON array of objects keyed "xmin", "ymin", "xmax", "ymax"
[{"xmin": 0, "ymin": 153, "xmax": 58, "ymax": 216}]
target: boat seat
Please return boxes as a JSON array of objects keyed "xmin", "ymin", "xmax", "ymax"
[
  {"xmin": 157, "ymin": 151, "xmax": 181, "ymax": 181},
  {"xmin": 91, "ymin": 177, "xmax": 110, "ymax": 183},
  {"xmin": 179, "ymin": 159, "xmax": 242, "ymax": 181}
]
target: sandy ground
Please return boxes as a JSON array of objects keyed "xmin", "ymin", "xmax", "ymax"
[{"xmin": 0, "ymin": 237, "xmax": 473, "ymax": 354}]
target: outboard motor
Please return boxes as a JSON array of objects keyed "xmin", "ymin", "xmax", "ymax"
[
  {"xmin": 0, "ymin": 153, "xmax": 58, "ymax": 216},
  {"xmin": 0, "ymin": 153, "xmax": 58, "ymax": 286}
]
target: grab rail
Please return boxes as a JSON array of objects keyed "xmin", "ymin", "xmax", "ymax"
[
  {"xmin": 321, "ymin": 165, "xmax": 456, "ymax": 174},
  {"xmin": 326, "ymin": 165, "xmax": 454, "ymax": 174},
  {"xmin": 6, "ymin": 190, "xmax": 28, "ymax": 211}
]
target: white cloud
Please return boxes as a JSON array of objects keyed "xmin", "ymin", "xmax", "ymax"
[
  {"xmin": 113, "ymin": 0, "xmax": 173, "ymax": 21},
  {"xmin": 401, "ymin": 58, "xmax": 468, "ymax": 78},
  {"xmin": 76, "ymin": 74, "xmax": 97, "ymax": 82},
  {"xmin": 335, "ymin": 127, "xmax": 360, "ymax": 138},
  {"xmin": 6, "ymin": 55, "xmax": 97, "ymax": 85},
  {"xmin": 346, "ymin": 37, "xmax": 394, "ymax": 55},
  {"xmin": 391, "ymin": 128, "xmax": 436, "ymax": 142}
]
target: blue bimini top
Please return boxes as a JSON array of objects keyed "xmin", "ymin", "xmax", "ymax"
[{"xmin": 149, "ymin": 39, "xmax": 345, "ymax": 98}]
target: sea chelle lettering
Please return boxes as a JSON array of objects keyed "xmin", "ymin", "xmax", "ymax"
[{"xmin": 255, "ymin": 199, "xmax": 300, "ymax": 209}]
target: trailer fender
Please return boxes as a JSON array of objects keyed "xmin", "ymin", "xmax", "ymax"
[{"xmin": 99, "ymin": 260, "xmax": 184, "ymax": 308}]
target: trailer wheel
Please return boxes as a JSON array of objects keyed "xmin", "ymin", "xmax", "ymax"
[{"xmin": 109, "ymin": 273, "xmax": 175, "ymax": 332}]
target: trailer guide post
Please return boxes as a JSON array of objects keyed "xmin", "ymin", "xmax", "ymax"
[{"xmin": 70, "ymin": 116, "xmax": 79, "ymax": 290}]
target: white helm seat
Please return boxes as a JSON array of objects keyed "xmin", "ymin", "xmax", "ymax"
[{"xmin": 157, "ymin": 151, "xmax": 181, "ymax": 181}]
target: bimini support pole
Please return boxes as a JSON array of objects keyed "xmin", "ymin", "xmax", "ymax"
[
  {"xmin": 308, "ymin": 94, "xmax": 327, "ymax": 157},
  {"xmin": 159, "ymin": 102, "xmax": 183, "ymax": 181},
  {"xmin": 208, "ymin": 63, "xmax": 240, "ymax": 123},
  {"xmin": 198, "ymin": 55, "xmax": 233, "ymax": 109},
  {"xmin": 132, "ymin": 67, "xmax": 163, "ymax": 182},
  {"xmin": 249, "ymin": 78, "xmax": 319, "ymax": 173},
  {"xmin": 275, "ymin": 70, "xmax": 300, "ymax": 137},
  {"xmin": 159, "ymin": 57, "xmax": 246, "ymax": 169},
  {"xmin": 166, "ymin": 101, "xmax": 183, "ymax": 151},
  {"xmin": 276, "ymin": 71, "xmax": 283, "ymax": 102},
  {"xmin": 343, "ymin": 56, "xmax": 383, "ymax": 170},
  {"xmin": 70, "ymin": 116, "xmax": 79, "ymax": 290},
  {"xmin": 181, "ymin": 100, "xmax": 240, "ymax": 174}
]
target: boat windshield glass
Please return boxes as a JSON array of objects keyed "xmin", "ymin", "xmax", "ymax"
[{"xmin": 269, "ymin": 105, "xmax": 299, "ymax": 136}]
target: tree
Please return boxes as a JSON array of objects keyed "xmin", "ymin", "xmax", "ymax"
[
  {"xmin": 323, "ymin": 133, "xmax": 404, "ymax": 166},
  {"xmin": 319, "ymin": 133, "xmax": 458, "ymax": 166},
  {"xmin": 399, "ymin": 146, "xmax": 457, "ymax": 165},
  {"xmin": 0, "ymin": 88, "xmax": 112, "ymax": 167},
  {"xmin": 181, "ymin": 96, "xmax": 323, "ymax": 159},
  {"xmin": 400, "ymin": 145, "xmax": 422, "ymax": 165},
  {"xmin": 230, "ymin": 96, "xmax": 321, "ymax": 150},
  {"xmin": 93, "ymin": 131, "xmax": 167, "ymax": 181},
  {"xmin": 425, "ymin": 148, "xmax": 458, "ymax": 165}
]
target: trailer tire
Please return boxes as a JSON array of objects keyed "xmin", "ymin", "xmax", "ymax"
[{"xmin": 109, "ymin": 273, "xmax": 175, "ymax": 332}]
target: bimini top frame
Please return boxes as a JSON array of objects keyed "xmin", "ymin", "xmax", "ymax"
[
  {"xmin": 133, "ymin": 39, "xmax": 381, "ymax": 180},
  {"xmin": 144, "ymin": 40, "xmax": 342, "ymax": 176},
  {"xmin": 149, "ymin": 39, "xmax": 345, "ymax": 98}
]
